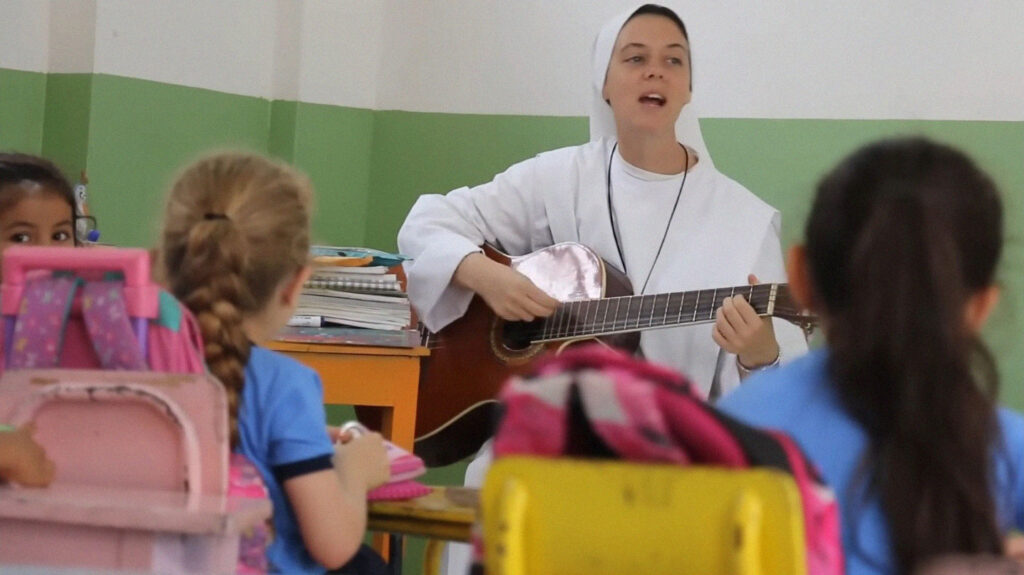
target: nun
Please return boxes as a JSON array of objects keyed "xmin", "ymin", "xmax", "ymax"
[
  {"xmin": 399, "ymin": 2, "xmax": 806, "ymax": 396},
  {"xmin": 398, "ymin": 3, "xmax": 809, "ymax": 573}
]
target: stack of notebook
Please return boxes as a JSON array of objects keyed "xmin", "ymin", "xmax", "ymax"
[{"xmin": 290, "ymin": 246, "xmax": 412, "ymax": 331}]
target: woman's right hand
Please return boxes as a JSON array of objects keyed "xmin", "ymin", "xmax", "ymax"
[
  {"xmin": 453, "ymin": 252, "xmax": 559, "ymax": 321},
  {"xmin": 334, "ymin": 431, "xmax": 390, "ymax": 491}
]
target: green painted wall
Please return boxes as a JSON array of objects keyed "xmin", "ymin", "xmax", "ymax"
[
  {"xmin": 5, "ymin": 72, "xmax": 378, "ymax": 249},
  {"xmin": 365, "ymin": 110, "xmax": 588, "ymax": 251},
  {"xmin": 367, "ymin": 114, "xmax": 1024, "ymax": 409},
  {"xmin": 85, "ymin": 75, "xmax": 272, "ymax": 247},
  {"xmin": 268, "ymin": 99, "xmax": 298, "ymax": 162},
  {"xmin": 293, "ymin": 102, "xmax": 376, "ymax": 247},
  {"xmin": 5, "ymin": 68, "xmax": 1023, "ymax": 411},
  {"xmin": 0, "ymin": 68, "xmax": 47, "ymax": 153},
  {"xmin": 701, "ymin": 119, "xmax": 1024, "ymax": 410},
  {"xmin": 41, "ymin": 74, "xmax": 93, "ymax": 184}
]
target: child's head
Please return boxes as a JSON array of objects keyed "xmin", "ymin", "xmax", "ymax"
[
  {"xmin": 795, "ymin": 137, "xmax": 1004, "ymax": 570},
  {"xmin": 0, "ymin": 153, "xmax": 76, "ymax": 260},
  {"xmin": 802, "ymin": 136, "xmax": 1002, "ymax": 327},
  {"xmin": 159, "ymin": 152, "xmax": 313, "ymax": 445}
]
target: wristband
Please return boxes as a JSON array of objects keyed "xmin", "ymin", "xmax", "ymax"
[{"xmin": 736, "ymin": 352, "xmax": 781, "ymax": 379}]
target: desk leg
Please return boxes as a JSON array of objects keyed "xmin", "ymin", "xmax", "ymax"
[
  {"xmin": 424, "ymin": 539, "xmax": 444, "ymax": 575},
  {"xmin": 369, "ymin": 401, "xmax": 415, "ymax": 565},
  {"xmin": 388, "ymin": 534, "xmax": 404, "ymax": 575},
  {"xmin": 379, "ymin": 384, "xmax": 418, "ymax": 453}
]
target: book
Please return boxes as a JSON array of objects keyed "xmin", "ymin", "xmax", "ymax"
[
  {"xmin": 287, "ymin": 314, "xmax": 323, "ymax": 327},
  {"xmin": 302, "ymin": 288, "xmax": 407, "ymax": 303},
  {"xmin": 312, "ymin": 266, "xmax": 392, "ymax": 276},
  {"xmin": 311, "ymin": 245, "xmax": 409, "ymax": 268},
  {"xmin": 274, "ymin": 326, "xmax": 421, "ymax": 348},
  {"xmin": 305, "ymin": 276, "xmax": 403, "ymax": 293},
  {"xmin": 320, "ymin": 316, "xmax": 408, "ymax": 330},
  {"xmin": 296, "ymin": 290, "xmax": 411, "ymax": 331},
  {"xmin": 311, "ymin": 255, "xmax": 374, "ymax": 267}
]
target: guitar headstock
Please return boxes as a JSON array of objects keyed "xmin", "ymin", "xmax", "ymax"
[{"xmin": 770, "ymin": 284, "xmax": 818, "ymax": 336}]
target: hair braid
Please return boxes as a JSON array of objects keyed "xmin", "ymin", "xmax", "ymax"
[{"xmin": 159, "ymin": 152, "xmax": 312, "ymax": 449}]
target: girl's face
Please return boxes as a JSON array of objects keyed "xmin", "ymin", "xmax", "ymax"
[
  {"xmin": 602, "ymin": 14, "xmax": 691, "ymax": 137},
  {"xmin": 0, "ymin": 185, "xmax": 75, "ymax": 253}
]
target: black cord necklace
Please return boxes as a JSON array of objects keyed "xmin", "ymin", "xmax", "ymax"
[{"xmin": 606, "ymin": 142, "xmax": 690, "ymax": 295}]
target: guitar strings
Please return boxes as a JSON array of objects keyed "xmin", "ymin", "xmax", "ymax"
[
  {"xmin": 531, "ymin": 297, "xmax": 779, "ymax": 340},
  {"xmin": 423, "ymin": 285, "xmax": 804, "ymax": 348},
  {"xmin": 541, "ymin": 287, "xmax": 806, "ymax": 341}
]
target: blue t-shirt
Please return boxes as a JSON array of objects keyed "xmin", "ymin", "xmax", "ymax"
[
  {"xmin": 717, "ymin": 349, "xmax": 1024, "ymax": 575},
  {"xmin": 236, "ymin": 346, "xmax": 336, "ymax": 574}
]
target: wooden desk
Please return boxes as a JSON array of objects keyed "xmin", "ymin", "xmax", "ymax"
[
  {"xmin": 369, "ymin": 487, "xmax": 479, "ymax": 575},
  {"xmin": 266, "ymin": 340, "xmax": 428, "ymax": 451}
]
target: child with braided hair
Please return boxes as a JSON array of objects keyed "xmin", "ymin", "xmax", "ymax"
[{"xmin": 158, "ymin": 152, "xmax": 390, "ymax": 574}]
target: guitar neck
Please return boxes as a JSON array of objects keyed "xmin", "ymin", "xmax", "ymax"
[{"xmin": 527, "ymin": 284, "xmax": 787, "ymax": 343}]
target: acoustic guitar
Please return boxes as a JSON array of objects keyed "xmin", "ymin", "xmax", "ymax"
[{"xmin": 406, "ymin": 242, "xmax": 815, "ymax": 467}]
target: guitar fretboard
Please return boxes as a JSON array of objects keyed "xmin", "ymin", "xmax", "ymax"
[{"xmin": 521, "ymin": 284, "xmax": 785, "ymax": 343}]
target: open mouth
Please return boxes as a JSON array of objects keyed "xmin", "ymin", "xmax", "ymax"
[{"xmin": 639, "ymin": 93, "xmax": 666, "ymax": 107}]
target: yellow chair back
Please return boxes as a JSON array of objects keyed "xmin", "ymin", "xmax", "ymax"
[{"xmin": 481, "ymin": 456, "xmax": 808, "ymax": 575}]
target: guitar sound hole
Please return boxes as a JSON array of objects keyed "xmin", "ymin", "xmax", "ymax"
[{"xmin": 501, "ymin": 320, "xmax": 542, "ymax": 351}]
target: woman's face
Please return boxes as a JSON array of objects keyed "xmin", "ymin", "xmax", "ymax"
[{"xmin": 602, "ymin": 14, "xmax": 691, "ymax": 137}]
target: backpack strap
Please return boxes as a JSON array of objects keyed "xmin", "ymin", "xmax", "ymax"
[
  {"xmin": 7, "ymin": 276, "xmax": 79, "ymax": 369},
  {"xmin": 81, "ymin": 281, "xmax": 148, "ymax": 370},
  {"xmin": 230, "ymin": 452, "xmax": 271, "ymax": 574}
]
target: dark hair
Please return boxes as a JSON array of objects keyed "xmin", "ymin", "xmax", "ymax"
[
  {"xmin": 625, "ymin": 4, "xmax": 692, "ymax": 89},
  {"xmin": 0, "ymin": 153, "xmax": 76, "ymax": 220},
  {"xmin": 805, "ymin": 137, "xmax": 1004, "ymax": 571}
]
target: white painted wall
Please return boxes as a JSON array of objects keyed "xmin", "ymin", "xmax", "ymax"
[
  {"xmin": 92, "ymin": 0, "xmax": 277, "ymax": 98},
  {"xmin": 375, "ymin": 1, "xmax": 600, "ymax": 117},
  {"xmin": 4, "ymin": 1, "xmax": 1021, "ymax": 120},
  {"xmin": 375, "ymin": 0, "xmax": 1024, "ymax": 120},
  {"xmin": 0, "ymin": 0, "xmax": 51, "ymax": 72},
  {"xmin": 270, "ymin": 0, "xmax": 302, "ymax": 102},
  {"xmin": 298, "ymin": 1, "xmax": 385, "ymax": 109},
  {"xmin": 49, "ymin": 0, "xmax": 97, "ymax": 73}
]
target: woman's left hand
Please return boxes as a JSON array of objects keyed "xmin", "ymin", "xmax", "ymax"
[{"xmin": 712, "ymin": 274, "xmax": 780, "ymax": 368}]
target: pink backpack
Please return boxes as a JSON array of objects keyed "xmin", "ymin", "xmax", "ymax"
[
  {"xmin": 1, "ymin": 246, "xmax": 270, "ymax": 574},
  {"xmin": 490, "ymin": 344, "xmax": 845, "ymax": 575},
  {"xmin": 1, "ymin": 246, "xmax": 205, "ymax": 374}
]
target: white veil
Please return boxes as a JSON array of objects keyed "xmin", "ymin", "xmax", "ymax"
[{"xmin": 589, "ymin": 5, "xmax": 714, "ymax": 168}]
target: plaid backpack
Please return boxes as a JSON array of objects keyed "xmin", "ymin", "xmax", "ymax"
[{"xmin": 490, "ymin": 344, "xmax": 844, "ymax": 575}]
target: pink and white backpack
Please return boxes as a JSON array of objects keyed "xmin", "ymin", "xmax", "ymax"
[
  {"xmin": 1, "ymin": 246, "xmax": 205, "ymax": 374},
  {"xmin": 1, "ymin": 245, "xmax": 271, "ymax": 574}
]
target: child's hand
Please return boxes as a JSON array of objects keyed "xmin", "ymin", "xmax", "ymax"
[
  {"xmin": 334, "ymin": 431, "xmax": 390, "ymax": 491},
  {"xmin": 328, "ymin": 422, "xmax": 368, "ymax": 445},
  {"xmin": 326, "ymin": 425, "xmax": 344, "ymax": 444},
  {"xmin": 0, "ymin": 424, "xmax": 56, "ymax": 487},
  {"xmin": 1006, "ymin": 533, "xmax": 1024, "ymax": 564}
]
